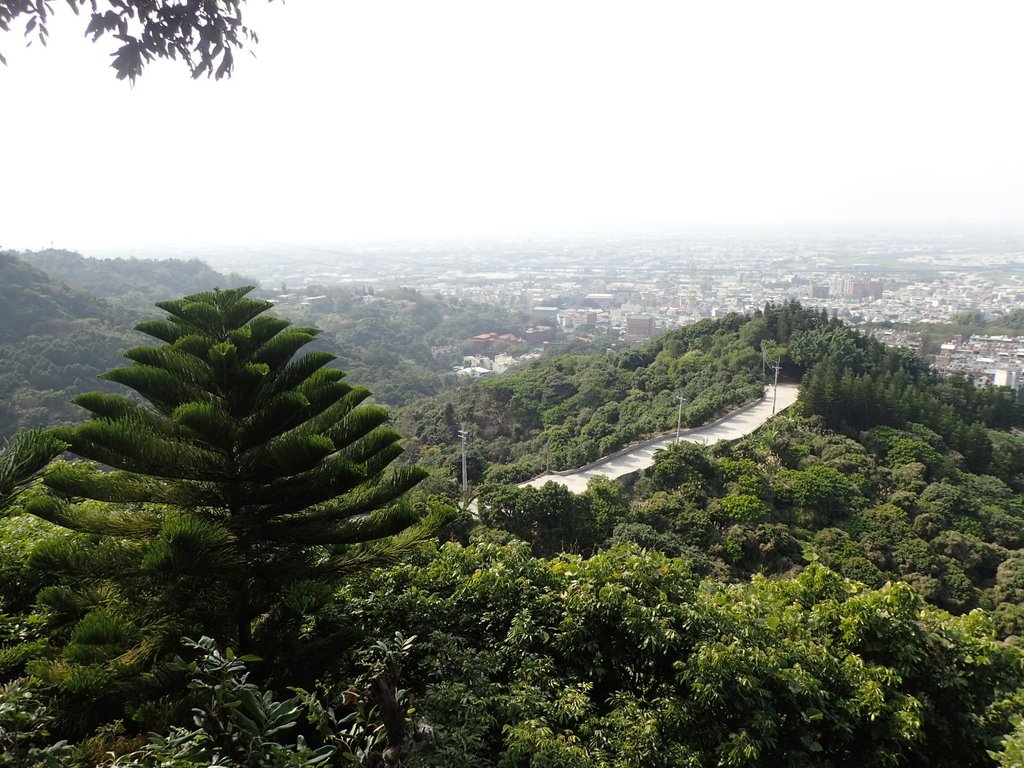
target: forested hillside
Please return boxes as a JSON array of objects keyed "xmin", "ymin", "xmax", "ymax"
[
  {"xmin": 0, "ymin": 250, "xmax": 259, "ymax": 439},
  {"xmin": 3, "ymin": 288, "xmax": 1024, "ymax": 766},
  {"xmin": 279, "ymin": 285, "xmax": 531, "ymax": 408},
  {"xmin": 0, "ymin": 251, "xmax": 531, "ymax": 436},
  {"xmin": 399, "ymin": 303, "xmax": 827, "ymax": 483},
  {"xmin": 18, "ymin": 249, "xmax": 250, "ymax": 310},
  {"xmin": 411, "ymin": 307, "xmax": 1024, "ymax": 632},
  {"xmin": 0, "ymin": 254, "xmax": 124, "ymax": 342},
  {"xmin": 0, "ymin": 254, "xmax": 138, "ymax": 437},
  {"xmin": 469, "ymin": 408, "xmax": 1024, "ymax": 624}
]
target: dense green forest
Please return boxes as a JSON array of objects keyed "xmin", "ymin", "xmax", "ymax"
[
  {"xmin": 0, "ymin": 254, "xmax": 140, "ymax": 438},
  {"xmin": 0, "ymin": 250, "xmax": 267, "ymax": 439},
  {"xmin": 0, "ymin": 250, "xmax": 531, "ymax": 438},
  {"xmin": 17, "ymin": 250, "xmax": 251, "ymax": 310},
  {"xmin": 395, "ymin": 307, "xmax": 793, "ymax": 481},
  {"xmin": 398, "ymin": 304, "xmax": 1024, "ymax": 623},
  {"xmin": 278, "ymin": 285, "xmax": 531, "ymax": 408},
  {"xmin": 3, "ymin": 280, "xmax": 1024, "ymax": 765},
  {"xmin": 398, "ymin": 302, "xmax": 1018, "ymax": 483}
]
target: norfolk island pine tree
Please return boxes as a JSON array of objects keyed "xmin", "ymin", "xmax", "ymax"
[{"xmin": 20, "ymin": 286, "xmax": 453, "ymax": 721}]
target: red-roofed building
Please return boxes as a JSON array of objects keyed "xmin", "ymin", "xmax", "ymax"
[{"xmin": 473, "ymin": 332, "xmax": 499, "ymax": 353}]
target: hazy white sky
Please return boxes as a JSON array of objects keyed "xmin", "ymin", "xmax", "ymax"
[{"xmin": 2, "ymin": 0, "xmax": 1023, "ymax": 251}]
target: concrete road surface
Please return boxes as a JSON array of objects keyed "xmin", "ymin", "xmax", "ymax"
[{"xmin": 522, "ymin": 384, "xmax": 799, "ymax": 493}]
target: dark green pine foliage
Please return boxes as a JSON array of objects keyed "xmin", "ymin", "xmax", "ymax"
[
  {"xmin": 26, "ymin": 287, "xmax": 448, "ymax": 679},
  {"xmin": 0, "ymin": 429, "xmax": 67, "ymax": 513}
]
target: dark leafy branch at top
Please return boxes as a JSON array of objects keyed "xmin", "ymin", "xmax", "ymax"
[{"xmin": 0, "ymin": 0, "xmax": 266, "ymax": 81}]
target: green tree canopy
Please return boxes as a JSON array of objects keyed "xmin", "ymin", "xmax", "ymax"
[
  {"xmin": 25, "ymin": 287, "xmax": 450, "ymax": 686},
  {"xmin": 330, "ymin": 542, "xmax": 1024, "ymax": 767},
  {"xmin": 0, "ymin": 429, "xmax": 65, "ymax": 513}
]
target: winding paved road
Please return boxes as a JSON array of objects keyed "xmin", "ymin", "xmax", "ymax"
[{"xmin": 522, "ymin": 384, "xmax": 800, "ymax": 493}]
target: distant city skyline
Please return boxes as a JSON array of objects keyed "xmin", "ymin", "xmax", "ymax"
[{"xmin": 2, "ymin": 0, "xmax": 1023, "ymax": 253}]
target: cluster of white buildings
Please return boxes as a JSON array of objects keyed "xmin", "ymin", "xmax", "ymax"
[
  {"xmin": 452, "ymin": 352, "xmax": 542, "ymax": 379},
  {"xmin": 935, "ymin": 335, "xmax": 1024, "ymax": 393}
]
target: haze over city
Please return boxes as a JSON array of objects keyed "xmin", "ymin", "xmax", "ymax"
[{"xmin": 3, "ymin": 0, "xmax": 1023, "ymax": 255}]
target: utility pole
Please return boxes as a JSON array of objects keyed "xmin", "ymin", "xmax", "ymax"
[
  {"xmin": 458, "ymin": 428, "xmax": 468, "ymax": 502},
  {"xmin": 771, "ymin": 361, "xmax": 781, "ymax": 415},
  {"xmin": 675, "ymin": 392, "xmax": 687, "ymax": 443}
]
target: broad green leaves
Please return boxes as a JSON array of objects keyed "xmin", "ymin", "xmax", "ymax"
[{"xmin": 334, "ymin": 544, "xmax": 1024, "ymax": 766}]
